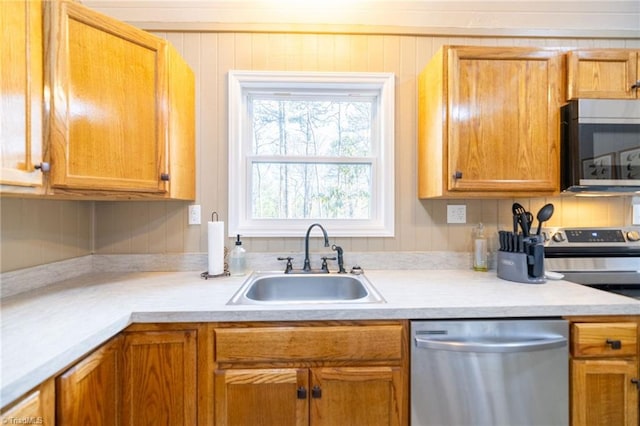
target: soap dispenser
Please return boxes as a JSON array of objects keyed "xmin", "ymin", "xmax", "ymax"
[
  {"xmin": 473, "ymin": 223, "xmax": 488, "ymax": 272},
  {"xmin": 229, "ymin": 234, "xmax": 247, "ymax": 276}
]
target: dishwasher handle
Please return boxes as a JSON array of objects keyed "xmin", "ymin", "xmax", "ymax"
[{"xmin": 414, "ymin": 335, "xmax": 567, "ymax": 353}]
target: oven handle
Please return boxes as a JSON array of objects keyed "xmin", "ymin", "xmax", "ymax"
[{"xmin": 414, "ymin": 335, "xmax": 567, "ymax": 353}]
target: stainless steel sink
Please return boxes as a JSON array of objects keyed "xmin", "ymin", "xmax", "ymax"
[{"xmin": 227, "ymin": 272, "xmax": 386, "ymax": 305}]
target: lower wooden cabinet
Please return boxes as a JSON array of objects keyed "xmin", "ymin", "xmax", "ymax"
[
  {"xmin": 0, "ymin": 379, "xmax": 55, "ymax": 425},
  {"xmin": 213, "ymin": 321, "xmax": 408, "ymax": 426},
  {"xmin": 2, "ymin": 320, "xmax": 407, "ymax": 425},
  {"xmin": 572, "ymin": 359, "xmax": 638, "ymax": 426},
  {"xmin": 121, "ymin": 326, "xmax": 198, "ymax": 426},
  {"xmin": 215, "ymin": 368, "xmax": 309, "ymax": 426},
  {"xmin": 310, "ymin": 366, "xmax": 403, "ymax": 426},
  {"xmin": 214, "ymin": 366, "xmax": 403, "ymax": 426},
  {"xmin": 57, "ymin": 335, "xmax": 122, "ymax": 425},
  {"xmin": 568, "ymin": 318, "xmax": 639, "ymax": 426}
]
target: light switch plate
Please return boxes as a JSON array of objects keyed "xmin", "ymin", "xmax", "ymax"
[
  {"xmin": 633, "ymin": 203, "xmax": 640, "ymax": 225},
  {"xmin": 188, "ymin": 204, "xmax": 201, "ymax": 225},
  {"xmin": 447, "ymin": 205, "xmax": 466, "ymax": 224}
]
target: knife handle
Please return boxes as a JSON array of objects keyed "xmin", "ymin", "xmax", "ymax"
[{"xmin": 532, "ymin": 244, "xmax": 544, "ymax": 277}]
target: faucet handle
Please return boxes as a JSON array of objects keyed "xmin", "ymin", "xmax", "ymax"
[
  {"xmin": 277, "ymin": 257, "xmax": 294, "ymax": 273},
  {"xmin": 320, "ymin": 256, "xmax": 336, "ymax": 273}
]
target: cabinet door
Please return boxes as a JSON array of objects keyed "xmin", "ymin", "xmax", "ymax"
[
  {"xmin": 567, "ymin": 49, "xmax": 639, "ymax": 100},
  {"xmin": 311, "ymin": 367, "xmax": 404, "ymax": 426},
  {"xmin": 0, "ymin": 379, "xmax": 54, "ymax": 424},
  {"xmin": 0, "ymin": 0, "xmax": 44, "ymax": 191},
  {"xmin": 214, "ymin": 368, "xmax": 309, "ymax": 426},
  {"xmin": 571, "ymin": 358, "xmax": 638, "ymax": 426},
  {"xmin": 57, "ymin": 335, "xmax": 122, "ymax": 426},
  {"xmin": 122, "ymin": 330, "xmax": 197, "ymax": 426},
  {"xmin": 45, "ymin": 0, "xmax": 168, "ymax": 194},
  {"xmin": 447, "ymin": 47, "xmax": 562, "ymax": 194}
]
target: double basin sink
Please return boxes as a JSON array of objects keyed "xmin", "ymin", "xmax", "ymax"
[{"xmin": 227, "ymin": 272, "xmax": 385, "ymax": 305}]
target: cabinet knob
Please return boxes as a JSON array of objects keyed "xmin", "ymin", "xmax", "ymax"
[
  {"xmin": 160, "ymin": 173, "xmax": 170, "ymax": 181},
  {"xmin": 34, "ymin": 162, "xmax": 50, "ymax": 172},
  {"xmin": 297, "ymin": 387, "xmax": 307, "ymax": 399},
  {"xmin": 632, "ymin": 379, "xmax": 640, "ymax": 390},
  {"xmin": 631, "ymin": 81, "xmax": 640, "ymax": 90},
  {"xmin": 606, "ymin": 339, "xmax": 622, "ymax": 350},
  {"xmin": 453, "ymin": 171, "xmax": 463, "ymax": 179},
  {"xmin": 311, "ymin": 385, "xmax": 322, "ymax": 399}
]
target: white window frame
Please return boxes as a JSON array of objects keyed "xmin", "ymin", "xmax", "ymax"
[{"xmin": 228, "ymin": 70, "xmax": 395, "ymax": 238}]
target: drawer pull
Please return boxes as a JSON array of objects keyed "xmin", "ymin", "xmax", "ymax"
[
  {"xmin": 632, "ymin": 378, "xmax": 640, "ymax": 390},
  {"xmin": 606, "ymin": 339, "xmax": 622, "ymax": 350},
  {"xmin": 297, "ymin": 387, "xmax": 307, "ymax": 399}
]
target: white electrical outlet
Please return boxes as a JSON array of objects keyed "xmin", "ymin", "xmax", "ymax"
[
  {"xmin": 633, "ymin": 204, "xmax": 640, "ymax": 225},
  {"xmin": 447, "ymin": 205, "xmax": 466, "ymax": 224},
  {"xmin": 188, "ymin": 204, "xmax": 201, "ymax": 225}
]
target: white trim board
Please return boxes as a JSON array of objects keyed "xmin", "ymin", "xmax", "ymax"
[{"xmin": 82, "ymin": 1, "xmax": 640, "ymax": 37}]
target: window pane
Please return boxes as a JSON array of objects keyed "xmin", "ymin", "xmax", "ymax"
[
  {"xmin": 251, "ymin": 162, "xmax": 372, "ymax": 219},
  {"xmin": 251, "ymin": 98, "xmax": 373, "ymax": 157}
]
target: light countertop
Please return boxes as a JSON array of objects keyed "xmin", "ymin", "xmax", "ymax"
[{"xmin": 2, "ymin": 269, "xmax": 639, "ymax": 408}]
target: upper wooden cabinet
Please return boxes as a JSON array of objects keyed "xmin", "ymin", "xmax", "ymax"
[
  {"xmin": 418, "ymin": 46, "xmax": 563, "ymax": 198},
  {"xmin": 0, "ymin": 0, "xmax": 195, "ymax": 199},
  {"xmin": 0, "ymin": 0, "xmax": 44, "ymax": 193},
  {"xmin": 567, "ymin": 49, "xmax": 640, "ymax": 100},
  {"xmin": 44, "ymin": 0, "xmax": 195, "ymax": 199}
]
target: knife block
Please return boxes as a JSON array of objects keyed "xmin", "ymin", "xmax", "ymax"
[{"xmin": 497, "ymin": 251, "xmax": 546, "ymax": 284}]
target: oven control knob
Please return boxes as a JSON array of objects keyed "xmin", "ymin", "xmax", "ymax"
[
  {"xmin": 552, "ymin": 232, "xmax": 565, "ymax": 243},
  {"xmin": 627, "ymin": 231, "xmax": 640, "ymax": 242}
]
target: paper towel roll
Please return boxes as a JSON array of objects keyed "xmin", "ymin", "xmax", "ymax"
[{"xmin": 208, "ymin": 221, "xmax": 225, "ymax": 275}]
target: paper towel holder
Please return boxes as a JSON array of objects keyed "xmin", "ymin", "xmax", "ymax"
[{"xmin": 201, "ymin": 211, "xmax": 231, "ymax": 279}]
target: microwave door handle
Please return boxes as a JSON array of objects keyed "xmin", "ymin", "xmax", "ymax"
[{"xmin": 414, "ymin": 336, "xmax": 567, "ymax": 353}]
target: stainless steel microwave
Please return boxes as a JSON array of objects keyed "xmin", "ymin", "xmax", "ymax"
[{"xmin": 561, "ymin": 99, "xmax": 640, "ymax": 194}]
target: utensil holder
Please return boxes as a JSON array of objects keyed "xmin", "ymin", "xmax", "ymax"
[{"xmin": 497, "ymin": 251, "xmax": 546, "ymax": 284}]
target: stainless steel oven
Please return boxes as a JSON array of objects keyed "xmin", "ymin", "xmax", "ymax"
[
  {"xmin": 561, "ymin": 99, "xmax": 640, "ymax": 193},
  {"xmin": 544, "ymin": 226, "xmax": 640, "ymax": 298}
]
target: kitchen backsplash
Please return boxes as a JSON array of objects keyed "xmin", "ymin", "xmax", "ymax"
[{"xmin": 1, "ymin": 30, "xmax": 638, "ymax": 274}]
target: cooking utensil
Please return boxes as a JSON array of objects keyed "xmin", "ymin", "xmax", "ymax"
[
  {"xmin": 512, "ymin": 203, "xmax": 530, "ymax": 236},
  {"xmin": 535, "ymin": 203, "xmax": 554, "ymax": 235}
]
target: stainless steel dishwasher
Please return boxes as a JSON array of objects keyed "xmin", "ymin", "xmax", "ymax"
[{"xmin": 411, "ymin": 319, "xmax": 568, "ymax": 426}]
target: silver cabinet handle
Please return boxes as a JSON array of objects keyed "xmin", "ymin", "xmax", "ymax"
[{"xmin": 414, "ymin": 335, "xmax": 567, "ymax": 353}]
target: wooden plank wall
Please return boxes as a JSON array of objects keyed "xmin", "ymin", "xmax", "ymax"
[{"xmin": 94, "ymin": 33, "xmax": 639, "ymax": 256}]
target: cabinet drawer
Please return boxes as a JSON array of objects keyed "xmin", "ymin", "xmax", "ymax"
[
  {"xmin": 215, "ymin": 324, "xmax": 403, "ymax": 363},
  {"xmin": 571, "ymin": 322, "xmax": 637, "ymax": 357}
]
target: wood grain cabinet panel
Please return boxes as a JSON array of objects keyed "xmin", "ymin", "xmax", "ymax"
[
  {"xmin": 0, "ymin": 379, "xmax": 55, "ymax": 425},
  {"xmin": 311, "ymin": 367, "xmax": 403, "ymax": 426},
  {"xmin": 46, "ymin": 0, "xmax": 167, "ymax": 195},
  {"xmin": 418, "ymin": 45, "xmax": 563, "ymax": 198},
  {"xmin": 0, "ymin": 0, "xmax": 44, "ymax": 193},
  {"xmin": 571, "ymin": 359, "xmax": 638, "ymax": 426},
  {"xmin": 122, "ymin": 329, "xmax": 197, "ymax": 426},
  {"xmin": 215, "ymin": 324, "xmax": 403, "ymax": 363},
  {"xmin": 567, "ymin": 49, "xmax": 639, "ymax": 100},
  {"xmin": 215, "ymin": 368, "xmax": 309, "ymax": 426},
  {"xmin": 572, "ymin": 322, "xmax": 637, "ymax": 357},
  {"xmin": 57, "ymin": 335, "xmax": 123, "ymax": 426}
]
